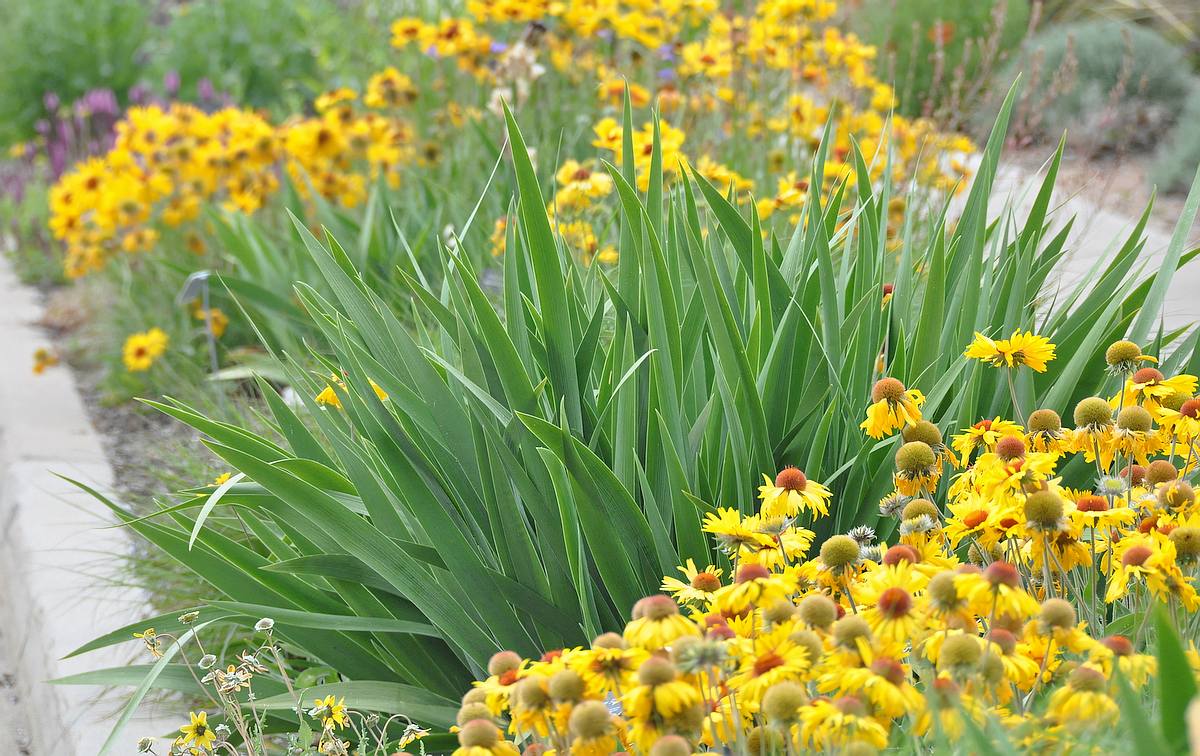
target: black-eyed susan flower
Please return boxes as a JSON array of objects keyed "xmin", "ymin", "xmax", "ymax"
[
  {"xmin": 757, "ymin": 466, "xmax": 832, "ymax": 518},
  {"xmin": 964, "ymin": 330, "xmax": 1056, "ymax": 372},
  {"xmin": 860, "ymin": 377, "xmax": 925, "ymax": 439},
  {"xmin": 123, "ymin": 327, "xmax": 168, "ymax": 372}
]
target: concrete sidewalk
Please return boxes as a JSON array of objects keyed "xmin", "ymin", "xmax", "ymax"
[
  {"xmin": 982, "ymin": 159, "xmax": 1200, "ymax": 331},
  {"xmin": 0, "ymin": 257, "xmax": 176, "ymax": 754}
]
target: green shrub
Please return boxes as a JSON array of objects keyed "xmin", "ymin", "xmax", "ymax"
[
  {"xmin": 855, "ymin": 0, "xmax": 1030, "ymax": 122},
  {"xmin": 64, "ymin": 94, "xmax": 1200, "ymax": 742},
  {"xmin": 0, "ymin": 0, "xmax": 150, "ymax": 144},
  {"xmin": 1154, "ymin": 82, "xmax": 1200, "ymax": 194},
  {"xmin": 991, "ymin": 19, "xmax": 1194, "ymax": 150}
]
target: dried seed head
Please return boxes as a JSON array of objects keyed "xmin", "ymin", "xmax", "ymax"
[
  {"xmin": 1105, "ymin": 340, "xmax": 1142, "ymax": 366},
  {"xmin": 994, "ymin": 435, "xmax": 1026, "ymax": 460},
  {"xmin": 637, "ymin": 656, "xmax": 678, "ymax": 686},
  {"xmin": 761, "ymin": 681, "xmax": 807, "ymax": 723},
  {"xmin": 902, "ymin": 420, "xmax": 943, "ymax": 447},
  {"xmin": 1122, "ymin": 545, "xmax": 1154, "ymax": 567},
  {"xmin": 871, "ymin": 377, "xmax": 906, "ymax": 403},
  {"xmin": 774, "ymin": 466, "xmax": 807, "ymax": 491},
  {"xmin": 980, "ymin": 652, "xmax": 1005, "ymax": 684},
  {"xmin": 821, "ymin": 535, "xmax": 862, "ymax": 570},
  {"xmin": 488, "ymin": 650, "xmax": 522, "ymax": 677},
  {"xmin": 1120, "ymin": 464, "xmax": 1147, "ymax": 486},
  {"xmin": 1076, "ymin": 495, "xmax": 1109, "ymax": 513},
  {"xmin": 895, "ymin": 441, "xmax": 936, "ymax": 473},
  {"xmin": 458, "ymin": 720, "xmax": 501, "ymax": 749},
  {"xmin": 1073, "ymin": 397, "xmax": 1113, "ymax": 427},
  {"xmin": 1146, "ymin": 460, "xmax": 1178, "ymax": 486},
  {"xmin": 1027, "ymin": 408, "xmax": 1062, "ymax": 432},
  {"xmin": 798, "ymin": 594, "xmax": 837, "ymax": 629},
  {"xmin": 1116, "ymin": 406, "xmax": 1153, "ymax": 433},
  {"xmin": 1039, "ymin": 598, "xmax": 1076, "ymax": 630},
  {"xmin": 1024, "ymin": 489, "xmax": 1064, "ymax": 527},
  {"xmin": 569, "ymin": 700, "xmax": 613, "ymax": 739}
]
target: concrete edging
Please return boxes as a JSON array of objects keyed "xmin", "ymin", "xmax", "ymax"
[{"xmin": 0, "ymin": 257, "xmax": 175, "ymax": 754}]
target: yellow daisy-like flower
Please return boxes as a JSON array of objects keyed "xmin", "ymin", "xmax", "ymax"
[
  {"xmin": 727, "ymin": 623, "xmax": 811, "ymax": 705},
  {"xmin": 623, "ymin": 595, "xmax": 700, "ymax": 651},
  {"xmin": 1112, "ymin": 368, "xmax": 1198, "ymax": 413},
  {"xmin": 855, "ymin": 562, "xmax": 929, "ymax": 643},
  {"xmin": 799, "ymin": 696, "xmax": 890, "ymax": 750},
  {"xmin": 177, "ymin": 711, "xmax": 217, "ymax": 750},
  {"xmin": 758, "ymin": 467, "xmax": 832, "ymax": 518},
  {"xmin": 660, "ymin": 559, "xmax": 723, "ymax": 607},
  {"xmin": 1045, "ymin": 666, "xmax": 1117, "ymax": 730},
  {"xmin": 964, "ymin": 330, "xmax": 1056, "ymax": 372},
  {"xmin": 860, "ymin": 378, "xmax": 925, "ymax": 439},
  {"xmin": 122, "ymin": 327, "xmax": 169, "ymax": 372},
  {"xmin": 712, "ymin": 562, "xmax": 797, "ymax": 615},
  {"xmin": 951, "ymin": 417, "xmax": 1024, "ymax": 465},
  {"xmin": 308, "ymin": 694, "xmax": 348, "ymax": 730}
]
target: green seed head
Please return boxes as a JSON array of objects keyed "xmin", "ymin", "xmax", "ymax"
[
  {"xmin": 1039, "ymin": 598, "xmax": 1076, "ymax": 630},
  {"xmin": 821, "ymin": 535, "xmax": 861, "ymax": 569},
  {"xmin": 895, "ymin": 441, "xmax": 936, "ymax": 473},
  {"xmin": 1170, "ymin": 527, "xmax": 1200, "ymax": 560},
  {"xmin": 1074, "ymin": 397, "xmax": 1113, "ymax": 428},
  {"xmin": 1159, "ymin": 481, "xmax": 1195, "ymax": 510},
  {"xmin": 1024, "ymin": 489, "xmax": 1064, "ymax": 527},
  {"xmin": 1146, "ymin": 460, "xmax": 1178, "ymax": 486},
  {"xmin": 937, "ymin": 634, "xmax": 981, "ymax": 670},
  {"xmin": 458, "ymin": 720, "xmax": 500, "ymax": 749},
  {"xmin": 1027, "ymin": 408, "xmax": 1062, "ymax": 433},
  {"xmin": 1105, "ymin": 340, "xmax": 1142, "ymax": 366},
  {"xmin": 798, "ymin": 593, "xmax": 837, "ymax": 629},
  {"xmin": 761, "ymin": 681, "xmax": 807, "ymax": 723},
  {"xmin": 902, "ymin": 420, "xmax": 943, "ymax": 447},
  {"xmin": 1116, "ymin": 406, "xmax": 1153, "ymax": 433},
  {"xmin": 902, "ymin": 498, "xmax": 939, "ymax": 521},
  {"xmin": 832, "ymin": 615, "xmax": 872, "ymax": 649},
  {"xmin": 569, "ymin": 700, "xmax": 613, "ymax": 739}
]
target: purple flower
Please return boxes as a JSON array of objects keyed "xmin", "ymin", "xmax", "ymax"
[
  {"xmin": 197, "ymin": 78, "xmax": 216, "ymax": 103},
  {"xmin": 490, "ymin": 40, "xmax": 508, "ymax": 55},
  {"xmin": 43, "ymin": 92, "xmax": 61, "ymax": 113},
  {"xmin": 164, "ymin": 70, "xmax": 181, "ymax": 98},
  {"xmin": 657, "ymin": 68, "xmax": 677, "ymax": 81}
]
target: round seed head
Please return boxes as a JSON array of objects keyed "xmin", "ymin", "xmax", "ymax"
[
  {"xmin": 994, "ymin": 435, "xmax": 1026, "ymax": 460},
  {"xmin": 1117, "ymin": 406, "xmax": 1153, "ymax": 433},
  {"xmin": 634, "ymin": 594, "xmax": 680, "ymax": 621},
  {"xmin": 984, "ymin": 561, "xmax": 1020, "ymax": 588},
  {"xmin": 1102, "ymin": 635, "xmax": 1133, "ymax": 657},
  {"xmin": 736, "ymin": 563, "xmax": 771, "ymax": 583},
  {"xmin": 987, "ymin": 628, "xmax": 1017, "ymax": 656},
  {"xmin": 980, "ymin": 652, "xmax": 1005, "ymax": 684},
  {"xmin": 1039, "ymin": 598, "xmax": 1077, "ymax": 630},
  {"xmin": 937, "ymin": 634, "xmax": 981, "ymax": 670},
  {"xmin": 1121, "ymin": 464, "xmax": 1147, "ymax": 486},
  {"xmin": 548, "ymin": 669, "xmax": 585, "ymax": 702},
  {"xmin": 927, "ymin": 571, "xmax": 960, "ymax": 608},
  {"xmin": 1181, "ymin": 398, "xmax": 1200, "ymax": 418},
  {"xmin": 457, "ymin": 702, "xmax": 493, "ymax": 726},
  {"xmin": 689, "ymin": 568, "xmax": 722, "ymax": 592},
  {"xmin": 1146, "ymin": 460, "xmax": 1178, "ymax": 486},
  {"xmin": 637, "ymin": 656, "xmax": 677, "ymax": 686},
  {"xmin": 745, "ymin": 727, "xmax": 784, "ymax": 755},
  {"xmin": 488, "ymin": 650, "xmax": 522, "ymax": 677},
  {"xmin": 895, "ymin": 441, "xmax": 936, "ymax": 472},
  {"xmin": 774, "ymin": 466, "xmax": 807, "ymax": 491},
  {"xmin": 763, "ymin": 599, "xmax": 797, "ymax": 626},
  {"xmin": 1069, "ymin": 665, "xmax": 1107, "ymax": 692},
  {"xmin": 832, "ymin": 615, "xmax": 872, "ymax": 648},
  {"xmin": 1122, "ymin": 545, "xmax": 1154, "ymax": 567},
  {"xmin": 593, "ymin": 632, "xmax": 627, "ymax": 650},
  {"xmin": 834, "ymin": 695, "xmax": 868, "ymax": 717},
  {"xmin": 798, "ymin": 593, "xmax": 837, "ymax": 629},
  {"xmin": 1162, "ymin": 391, "xmax": 1189, "ymax": 411},
  {"xmin": 1073, "ymin": 397, "xmax": 1113, "ymax": 427},
  {"xmin": 789, "ymin": 629, "xmax": 824, "ymax": 662},
  {"xmin": 1159, "ymin": 481, "xmax": 1195, "ymax": 510},
  {"xmin": 1170, "ymin": 527, "xmax": 1200, "ymax": 560},
  {"xmin": 458, "ymin": 719, "xmax": 500, "ymax": 748},
  {"xmin": 876, "ymin": 587, "xmax": 913, "ymax": 619},
  {"xmin": 902, "ymin": 498, "xmax": 939, "ymax": 521},
  {"xmin": 902, "ymin": 420, "xmax": 943, "ymax": 447},
  {"xmin": 1105, "ymin": 340, "xmax": 1142, "ymax": 366},
  {"xmin": 648, "ymin": 735, "xmax": 692, "ymax": 756},
  {"xmin": 882, "ymin": 544, "xmax": 919, "ymax": 566},
  {"xmin": 1027, "ymin": 408, "xmax": 1062, "ymax": 432},
  {"xmin": 761, "ymin": 681, "xmax": 807, "ymax": 723},
  {"xmin": 1133, "ymin": 367, "xmax": 1164, "ymax": 385},
  {"xmin": 514, "ymin": 677, "xmax": 548, "ymax": 709},
  {"xmin": 821, "ymin": 535, "xmax": 861, "ymax": 569},
  {"xmin": 462, "ymin": 687, "xmax": 488, "ymax": 705},
  {"xmin": 569, "ymin": 700, "xmax": 613, "ymax": 739},
  {"xmin": 1075, "ymin": 495, "xmax": 1109, "ymax": 513},
  {"xmin": 871, "ymin": 377, "xmax": 906, "ymax": 403},
  {"xmin": 1024, "ymin": 489, "xmax": 1064, "ymax": 527}
]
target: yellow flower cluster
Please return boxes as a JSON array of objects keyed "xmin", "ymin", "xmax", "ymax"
[
  {"xmin": 453, "ymin": 337, "xmax": 1200, "ymax": 754},
  {"xmin": 49, "ymin": 90, "xmax": 415, "ymax": 278},
  {"xmin": 122, "ymin": 327, "xmax": 169, "ymax": 372}
]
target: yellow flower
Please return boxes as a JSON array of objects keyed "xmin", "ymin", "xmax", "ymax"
[
  {"xmin": 951, "ymin": 417, "xmax": 1024, "ymax": 465},
  {"xmin": 727, "ymin": 624, "xmax": 811, "ymax": 704},
  {"xmin": 1045, "ymin": 666, "xmax": 1117, "ymax": 730},
  {"xmin": 623, "ymin": 595, "xmax": 699, "ymax": 650},
  {"xmin": 32, "ymin": 346, "xmax": 59, "ymax": 375},
  {"xmin": 860, "ymin": 378, "xmax": 924, "ymax": 439},
  {"xmin": 964, "ymin": 330, "xmax": 1056, "ymax": 372},
  {"xmin": 123, "ymin": 327, "xmax": 169, "ymax": 372},
  {"xmin": 177, "ymin": 711, "xmax": 217, "ymax": 750},
  {"xmin": 660, "ymin": 559, "xmax": 723, "ymax": 607},
  {"xmin": 308, "ymin": 694, "xmax": 348, "ymax": 729},
  {"xmin": 133, "ymin": 628, "xmax": 163, "ymax": 658},
  {"xmin": 757, "ymin": 467, "xmax": 832, "ymax": 518}
]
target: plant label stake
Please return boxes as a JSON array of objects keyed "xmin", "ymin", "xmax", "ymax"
[{"xmin": 178, "ymin": 270, "xmax": 219, "ymax": 374}]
